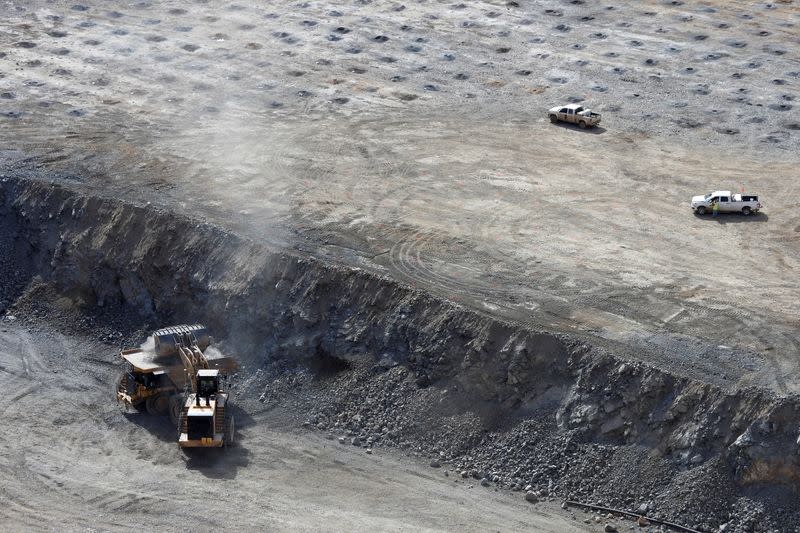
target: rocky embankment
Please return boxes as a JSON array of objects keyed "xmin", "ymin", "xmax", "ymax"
[{"xmin": 1, "ymin": 177, "xmax": 799, "ymax": 532}]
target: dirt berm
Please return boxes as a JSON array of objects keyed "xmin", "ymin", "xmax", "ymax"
[{"xmin": 2, "ymin": 177, "xmax": 799, "ymax": 531}]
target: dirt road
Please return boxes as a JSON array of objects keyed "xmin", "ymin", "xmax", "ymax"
[{"xmin": 0, "ymin": 323, "xmax": 589, "ymax": 532}]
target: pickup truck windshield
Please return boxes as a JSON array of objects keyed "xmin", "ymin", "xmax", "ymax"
[{"xmin": 704, "ymin": 193, "xmax": 713, "ymax": 200}]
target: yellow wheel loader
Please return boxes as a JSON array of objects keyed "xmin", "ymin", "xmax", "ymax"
[{"xmin": 116, "ymin": 325, "xmax": 237, "ymax": 440}]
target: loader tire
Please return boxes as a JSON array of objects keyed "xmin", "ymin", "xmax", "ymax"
[
  {"xmin": 169, "ymin": 395, "xmax": 182, "ymax": 426},
  {"xmin": 696, "ymin": 206, "xmax": 707, "ymax": 216},
  {"xmin": 742, "ymin": 206, "xmax": 751, "ymax": 216},
  {"xmin": 146, "ymin": 393, "xmax": 169, "ymax": 416},
  {"xmin": 549, "ymin": 114, "xmax": 558, "ymax": 123},
  {"xmin": 579, "ymin": 120, "xmax": 587, "ymax": 129}
]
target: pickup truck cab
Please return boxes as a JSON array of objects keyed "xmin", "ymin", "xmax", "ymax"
[
  {"xmin": 691, "ymin": 190, "xmax": 762, "ymax": 216},
  {"xmin": 548, "ymin": 104, "xmax": 602, "ymax": 128}
]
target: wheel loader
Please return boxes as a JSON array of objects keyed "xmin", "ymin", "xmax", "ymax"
[{"xmin": 116, "ymin": 324, "xmax": 237, "ymax": 448}]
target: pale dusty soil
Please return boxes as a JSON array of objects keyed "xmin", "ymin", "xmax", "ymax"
[
  {"xmin": 1, "ymin": 0, "xmax": 798, "ymax": 394},
  {"xmin": 0, "ymin": 323, "xmax": 591, "ymax": 532}
]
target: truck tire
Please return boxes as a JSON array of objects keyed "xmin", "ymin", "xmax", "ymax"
[
  {"xmin": 168, "ymin": 395, "xmax": 182, "ymax": 426},
  {"xmin": 549, "ymin": 114, "xmax": 558, "ymax": 123},
  {"xmin": 579, "ymin": 120, "xmax": 587, "ymax": 129},
  {"xmin": 742, "ymin": 206, "xmax": 751, "ymax": 216},
  {"xmin": 146, "ymin": 393, "xmax": 169, "ymax": 415},
  {"xmin": 225, "ymin": 416, "xmax": 236, "ymax": 448},
  {"xmin": 696, "ymin": 206, "xmax": 707, "ymax": 215}
]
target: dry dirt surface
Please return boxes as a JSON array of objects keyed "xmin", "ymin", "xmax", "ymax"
[
  {"xmin": 1, "ymin": 0, "xmax": 799, "ymax": 395},
  {"xmin": 0, "ymin": 322, "xmax": 589, "ymax": 532},
  {"xmin": 1, "ymin": 0, "xmax": 800, "ymax": 530}
]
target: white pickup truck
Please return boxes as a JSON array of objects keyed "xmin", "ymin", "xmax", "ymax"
[
  {"xmin": 691, "ymin": 190, "xmax": 762, "ymax": 215},
  {"xmin": 548, "ymin": 104, "xmax": 602, "ymax": 128}
]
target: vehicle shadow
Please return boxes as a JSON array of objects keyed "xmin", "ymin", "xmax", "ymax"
[
  {"xmin": 550, "ymin": 121, "xmax": 607, "ymax": 134},
  {"xmin": 183, "ymin": 440, "xmax": 250, "ymax": 479},
  {"xmin": 693, "ymin": 212, "xmax": 769, "ymax": 224}
]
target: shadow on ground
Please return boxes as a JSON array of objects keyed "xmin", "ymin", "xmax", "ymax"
[
  {"xmin": 693, "ymin": 212, "xmax": 769, "ymax": 223},
  {"xmin": 549, "ymin": 122, "xmax": 607, "ymax": 134}
]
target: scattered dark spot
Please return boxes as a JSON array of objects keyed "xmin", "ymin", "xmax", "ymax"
[
  {"xmin": 301, "ymin": 20, "xmax": 317, "ymax": 27},
  {"xmin": 674, "ymin": 118, "xmax": 703, "ymax": 128},
  {"xmin": 423, "ymin": 84, "xmax": 438, "ymax": 91},
  {"xmin": 15, "ymin": 42, "xmax": 37, "ymax": 49},
  {"xmin": 78, "ymin": 21, "xmax": 96, "ymax": 28},
  {"xmin": 379, "ymin": 56, "xmax": 396, "ymax": 63},
  {"xmin": 331, "ymin": 97, "xmax": 349, "ymax": 104},
  {"xmin": 397, "ymin": 93, "xmax": 418, "ymax": 101},
  {"xmin": 390, "ymin": 75, "xmax": 405, "ymax": 82},
  {"xmin": 47, "ymin": 30, "xmax": 68, "ymax": 38},
  {"xmin": 605, "ymin": 52, "xmax": 619, "ymax": 58},
  {"xmin": 549, "ymin": 77, "xmax": 567, "ymax": 84},
  {"xmin": 400, "ymin": 25, "xmax": 413, "ymax": 32},
  {"xmin": 25, "ymin": 60, "xmax": 43, "ymax": 67},
  {"xmin": 71, "ymin": 4, "xmax": 89, "ymax": 11},
  {"xmin": 693, "ymin": 85, "xmax": 710, "ymax": 95},
  {"xmin": 454, "ymin": 73, "xmax": 469, "ymax": 80},
  {"xmin": 486, "ymin": 11, "xmax": 501, "ymax": 18},
  {"xmin": 582, "ymin": 16, "xmax": 595, "ymax": 21},
  {"xmin": 462, "ymin": 21, "xmax": 477, "ymax": 28},
  {"xmin": 212, "ymin": 33, "xmax": 228, "ymax": 41},
  {"xmin": 496, "ymin": 47, "xmax": 511, "ymax": 53},
  {"xmin": 245, "ymin": 43, "xmax": 263, "ymax": 50},
  {"xmin": 345, "ymin": 47, "xmax": 361, "ymax": 54},
  {"xmin": 182, "ymin": 44, "xmax": 199, "ymax": 52},
  {"xmin": 515, "ymin": 69, "xmax": 531, "ymax": 76},
  {"xmin": 757, "ymin": 30, "xmax": 770, "ymax": 37},
  {"xmin": 146, "ymin": 35, "xmax": 166, "ymax": 42},
  {"xmin": 53, "ymin": 68, "xmax": 72, "ymax": 76},
  {"xmin": 629, "ymin": 40, "xmax": 642, "ymax": 47},
  {"xmin": 296, "ymin": 90, "xmax": 312, "ymax": 97},
  {"xmin": 287, "ymin": 70, "xmax": 305, "ymax": 77},
  {"xmin": 715, "ymin": 127, "xmax": 740, "ymax": 135},
  {"xmin": 684, "ymin": 67, "xmax": 695, "ymax": 73},
  {"xmin": 554, "ymin": 24, "xmax": 570, "ymax": 32},
  {"xmin": 143, "ymin": 19, "xmax": 161, "ymax": 26},
  {"xmin": 567, "ymin": 95, "xmax": 583, "ymax": 103},
  {"xmin": 373, "ymin": 35, "xmax": 389, "ymax": 42},
  {"xmin": 693, "ymin": 35, "xmax": 707, "ymax": 41},
  {"xmin": 405, "ymin": 45, "xmax": 421, "ymax": 53},
  {"xmin": 0, "ymin": 111, "xmax": 22, "ymax": 119},
  {"xmin": 414, "ymin": 37, "xmax": 428, "ymax": 43},
  {"xmin": 544, "ymin": 9, "xmax": 562, "ymax": 16},
  {"xmin": 726, "ymin": 40, "xmax": 747, "ymax": 48},
  {"xmin": 591, "ymin": 85, "xmax": 607, "ymax": 92},
  {"xmin": 783, "ymin": 123, "xmax": 800, "ymax": 130},
  {"xmin": 781, "ymin": 94, "xmax": 795, "ymax": 101},
  {"xmin": 768, "ymin": 103, "xmax": 791, "ymax": 111},
  {"xmin": 442, "ymin": 53, "xmax": 456, "ymax": 61},
  {"xmin": 23, "ymin": 79, "xmax": 44, "ymax": 87},
  {"xmin": 67, "ymin": 109, "xmax": 86, "ymax": 116},
  {"xmin": 717, "ymin": 22, "xmax": 729, "ymax": 29},
  {"xmin": 52, "ymin": 48, "xmax": 71, "ymax": 56},
  {"xmin": 0, "ymin": 92, "xmax": 16, "ymax": 99},
  {"xmin": 575, "ymin": 60, "xmax": 589, "ymax": 67},
  {"xmin": 644, "ymin": 58, "xmax": 658, "ymax": 66},
  {"xmin": 772, "ymin": 79, "xmax": 786, "ymax": 85},
  {"xmin": 168, "ymin": 8, "xmax": 187, "ymax": 15},
  {"xmin": 112, "ymin": 29, "xmax": 128, "ymax": 36},
  {"xmin": 746, "ymin": 62, "xmax": 761, "ymax": 69},
  {"xmin": 592, "ymin": 33, "xmax": 606, "ymax": 39},
  {"xmin": 704, "ymin": 53, "xmax": 724, "ymax": 61}
]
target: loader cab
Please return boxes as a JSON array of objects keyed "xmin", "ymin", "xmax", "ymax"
[{"xmin": 195, "ymin": 369, "xmax": 220, "ymax": 406}]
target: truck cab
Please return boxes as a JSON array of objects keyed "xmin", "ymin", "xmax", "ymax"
[
  {"xmin": 178, "ymin": 369, "xmax": 234, "ymax": 448},
  {"xmin": 691, "ymin": 190, "xmax": 762, "ymax": 215}
]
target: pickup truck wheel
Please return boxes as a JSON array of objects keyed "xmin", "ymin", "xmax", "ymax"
[
  {"xmin": 742, "ymin": 206, "xmax": 752, "ymax": 216},
  {"xmin": 579, "ymin": 120, "xmax": 587, "ymax": 129},
  {"xmin": 696, "ymin": 206, "xmax": 707, "ymax": 215},
  {"xmin": 549, "ymin": 114, "xmax": 558, "ymax": 123}
]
